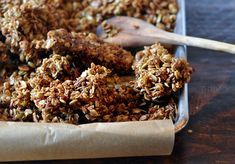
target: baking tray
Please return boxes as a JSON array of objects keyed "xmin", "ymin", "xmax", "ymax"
[
  {"xmin": 0, "ymin": 1, "xmax": 187, "ymax": 160},
  {"xmin": 174, "ymin": 0, "xmax": 189, "ymax": 133},
  {"xmin": 0, "ymin": 0, "xmax": 188, "ymax": 133}
]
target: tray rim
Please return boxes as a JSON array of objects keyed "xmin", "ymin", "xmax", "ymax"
[{"xmin": 174, "ymin": 0, "xmax": 189, "ymax": 133}]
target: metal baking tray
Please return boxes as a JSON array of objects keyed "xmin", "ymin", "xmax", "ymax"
[
  {"xmin": 174, "ymin": 0, "xmax": 189, "ymax": 133},
  {"xmin": 0, "ymin": 0, "xmax": 188, "ymax": 134}
]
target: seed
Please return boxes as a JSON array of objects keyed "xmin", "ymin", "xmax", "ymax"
[
  {"xmin": 150, "ymin": 74, "xmax": 157, "ymax": 82},
  {"xmin": 18, "ymin": 70, "xmax": 26, "ymax": 76},
  {"xmin": 64, "ymin": 42, "xmax": 70, "ymax": 47},
  {"xmin": 172, "ymin": 83, "xmax": 177, "ymax": 92},
  {"xmin": 89, "ymin": 109, "xmax": 99, "ymax": 117},
  {"xmin": 25, "ymin": 55, "xmax": 29, "ymax": 62},
  {"xmin": 164, "ymin": 83, "xmax": 169, "ymax": 87},
  {"xmin": 27, "ymin": 61, "xmax": 35, "ymax": 68},
  {"xmin": 163, "ymin": 63, "xmax": 171, "ymax": 67},
  {"xmin": 52, "ymin": 117, "xmax": 59, "ymax": 122},
  {"xmin": 161, "ymin": 54, "xmax": 172, "ymax": 63},
  {"xmin": 59, "ymin": 98, "xmax": 66, "ymax": 104},
  {"xmin": 69, "ymin": 100, "xmax": 78, "ymax": 105},
  {"xmin": 66, "ymin": 55, "xmax": 72, "ymax": 60},
  {"xmin": 157, "ymin": 23, "xmax": 165, "ymax": 30},
  {"xmin": 155, "ymin": 83, "xmax": 163, "ymax": 91},
  {"xmin": 174, "ymin": 70, "xmax": 182, "ymax": 79},
  {"xmin": 103, "ymin": 114, "xmax": 111, "ymax": 120},
  {"xmin": 169, "ymin": 4, "xmax": 178, "ymax": 14},
  {"xmin": 21, "ymin": 101, "xmax": 27, "ymax": 107},
  {"xmin": 33, "ymin": 113, "xmax": 39, "ymax": 122},
  {"xmin": 18, "ymin": 65, "xmax": 30, "ymax": 72},
  {"xmin": 139, "ymin": 114, "xmax": 148, "ymax": 121},
  {"xmin": 15, "ymin": 113, "xmax": 24, "ymax": 120},
  {"xmin": 24, "ymin": 109, "xmax": 32, "ymax": 116},
  {"xmin": 19, "ymin": 53, "xmax": 25, "ymax": 62},
  {"xmin": 132, "ymin": 108, "xmax": 146, "ymax": 114},
  {"xmin": 19, "ymin": 80, "xmax": 27, "ymax": 88}
]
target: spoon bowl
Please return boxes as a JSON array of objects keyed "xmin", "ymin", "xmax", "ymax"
[
  {"xmin": 96, "ymin": 16, "xmax": 165, "ymax": 47},
  {"xmin": 96, "ymin": 16, "xmax": 235, "ymax": 54}
]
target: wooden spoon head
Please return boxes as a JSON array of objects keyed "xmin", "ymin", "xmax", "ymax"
[{"xmin": 96, "ymin": 16, "xmax": 163, "ymax": 47}]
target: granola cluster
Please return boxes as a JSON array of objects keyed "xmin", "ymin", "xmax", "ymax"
[
  {"xmin": 0, "ymin": 58, "xmax": 181, "ymax": 124},
  {"xmin": 0, "ymin": 1, "xmax": 192, "ymax": 124},
  {"xmin": 38, "ymin": 29, "xmax": 134, "ymax": 72},
  {"xmin": 0, "ymin": 0, "xmax": 178, "ymax": 69},
  {"xmin": 133, "ymin": 43, "xmax": 192, "ymax": 100}
]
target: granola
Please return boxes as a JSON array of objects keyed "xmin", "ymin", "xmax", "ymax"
[
  {"xmin": 37, "ymin": 29, "xmax": 134, "ymax": 73},
  {"xmin": 0, "ymin": 1, "xmax": 191, "ymax": 124},
  {"xmin": 0, "ymin": 0, "xmax": 178, "ymax": 66},
  {"xmin": 133, "ymin": 43, "xmax": 192, "ymax": 100}
]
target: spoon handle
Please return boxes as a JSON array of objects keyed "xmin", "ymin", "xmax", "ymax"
[{"xmin": 156, "ymin": 32, "xmax": 235, "ymax": 54}]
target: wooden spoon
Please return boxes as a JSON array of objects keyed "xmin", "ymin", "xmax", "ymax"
[{"xmin": 96, "ymin": 16, "xmax": 235, "ymax": 54}]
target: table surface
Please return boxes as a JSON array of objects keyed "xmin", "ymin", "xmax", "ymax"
[{"xmin": 7, "ymin": 0, "xmax": 235, "ymax": 163}]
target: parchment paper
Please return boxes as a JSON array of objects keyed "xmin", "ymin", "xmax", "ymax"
[{"xmin": 0, "ymin": 120, "xmax": 174, "ymax": 161}]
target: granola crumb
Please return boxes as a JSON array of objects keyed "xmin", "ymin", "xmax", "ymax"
[
  {"xmin": 187, "ymin": 129, "xmax": 193, "ymax": 133},
  {"xmin": 101, "ymin": 21, "xmax": 121, "ymax": 38}
]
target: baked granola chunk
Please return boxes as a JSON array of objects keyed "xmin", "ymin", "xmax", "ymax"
[{"xmin": 133, "ymin": 43, "xmax": 192, "ymax": 100}]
